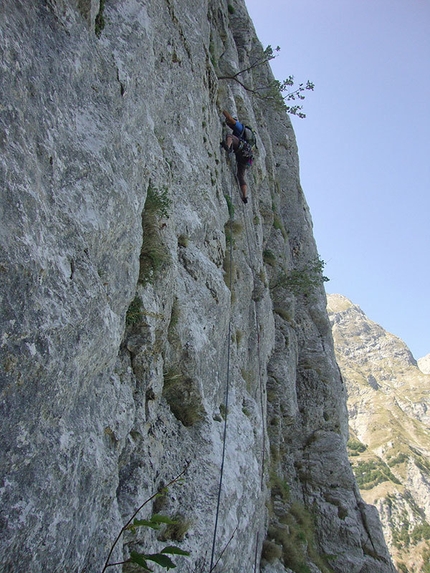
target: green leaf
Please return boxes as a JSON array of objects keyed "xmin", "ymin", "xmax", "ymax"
[
  {"xmin": 161, "ymin": 546, "xmax": 191, "ymax": 556},
  {"xmin": 127, "ymin": 514, "xmax": 177, "ymax": 530},
  {"xmin": 129, "ymin": 551, "xmax": 152, "ymax": 571},
  {"xmin": 127, "ymin": 519, "xmax": 161, "ymax": 530},
  {"xmin": 145, "ymin": 553, "xmax": 177, "ymax": 569},
  {"xmin": 150, "ymin": 514, "xmax": 177, "ymax": 524}
]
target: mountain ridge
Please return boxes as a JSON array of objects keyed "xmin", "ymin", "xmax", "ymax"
[{"xmin": 327, "ymin": 293, "xmax": 430, "ymax": 573}]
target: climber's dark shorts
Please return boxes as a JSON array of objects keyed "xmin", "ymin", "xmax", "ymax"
[{"xmin": 227, "ymin": 135, "xmax": 248, "ymax": 187}]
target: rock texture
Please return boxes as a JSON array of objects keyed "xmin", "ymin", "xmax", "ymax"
[
  {"xmin": 327, "ymin": 293, "xmax": 430, "ymax": 573},
  {"xmin": 0, "ymin": 2, "xmax": 394, "ymax": 572},
  {"xmin": 418, "ymin": 354, "xmax": 430, "ymax": 375}
]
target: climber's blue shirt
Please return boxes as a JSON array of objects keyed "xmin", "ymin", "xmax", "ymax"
[{"xmin": 232, "ymin": 120, "xmax": 244, "ymax": 138}]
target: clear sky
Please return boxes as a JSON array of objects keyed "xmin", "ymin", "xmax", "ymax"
[{"xmin": 245, "ymin": 0, "xmax": 430, "ymax": 360}]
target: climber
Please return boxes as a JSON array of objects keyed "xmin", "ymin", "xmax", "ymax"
[{"xmin": 221, "ymin": 110, "xmax": 256, "ymax": 204}]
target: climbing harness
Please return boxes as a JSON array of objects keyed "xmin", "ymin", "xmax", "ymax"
[
  {"xmin": 240, "ymin": 125, "xmax": 257, "ymax": 149},
  {"xmin": 237, "ymin": 139, "xmax": 254, "ymax": 166}
]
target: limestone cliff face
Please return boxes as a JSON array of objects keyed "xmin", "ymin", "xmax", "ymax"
[
  {"xmin": 0, "ymin": 2, "xmax": 394, "ymax": 572},
  {"xmin": 327, "ymin": 293, "xmax": 430, "ymax": 573}
]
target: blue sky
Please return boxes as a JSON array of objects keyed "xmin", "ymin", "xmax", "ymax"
[{"xmin": 245, "ymin": 0, "xmax": 430, "ymax": 360}]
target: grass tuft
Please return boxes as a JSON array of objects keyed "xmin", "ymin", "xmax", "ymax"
[
  {"xmin": 163, "ymin": 366, "xmax": 205, "ymax": 426},
  {"xmin": 139, "ymin": 183, "xmax": 171, "ymax": 285}
]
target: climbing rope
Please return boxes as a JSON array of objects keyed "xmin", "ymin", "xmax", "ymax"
[
  {"xmin": 209, "ymin": 152, "xmax": 267, "ymax": 572},
  {"xmin": 228, "ymin": 151, "xmax": 267, "ymax": 490},
  {"xmin": 241, "ymin": 192, "xmax": 268, "ymax": 573},
  {"xmin": 242, "ymin": 200, "xmax": 267, "ymax": 491},
  {"xmin": 209, "ymin": 177, "xmax": 234, "ymax": 573}
]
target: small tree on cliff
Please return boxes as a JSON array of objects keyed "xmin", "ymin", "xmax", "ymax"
[{"xmin": 218, "ymin": 46, "xmax": 314, "ymax": 118}]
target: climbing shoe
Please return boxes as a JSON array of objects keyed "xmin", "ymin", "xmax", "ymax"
[{"xmin": 242, "ymin": 196, "xmax": 248, "ymax": 204}]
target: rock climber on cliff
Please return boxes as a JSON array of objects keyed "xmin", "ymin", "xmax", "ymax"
[{"xmin": 221, "ymin": 110, "xmax": 256, "ymax": 204}]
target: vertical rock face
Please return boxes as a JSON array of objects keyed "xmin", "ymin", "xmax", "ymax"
[
  {"xmin": 0, "ymin": 2, "xmax": 394, "ymax": 572},
  {"xmin": 328, "ymin": 293, "xmax": 430, "ymax": 573}
]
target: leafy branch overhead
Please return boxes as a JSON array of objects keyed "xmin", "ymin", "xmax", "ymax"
[
  {"xmin": 218, "ymin": 46, "xmax": 314, "ymax": 118},
  {"xmin": 271, "ymin": 257, "xmax": 329, "ymax": 297}
]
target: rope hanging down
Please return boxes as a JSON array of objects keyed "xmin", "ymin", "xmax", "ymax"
[
  {"xmin": 242, "ymin": 200, "xmax": 267, "ymax": 491},
  {"xmin": 242, "ymin": 193, "xmax": 267, "ymax": 573},
  {"xmin": 230, "ymin": 152, "xmax": 267, "ymax": 490},
  {"xmin": 209, "ymin": 180, "xmax": 234, "ymax": 573},
  {"xmin": 209, "ymin": 155, "xmax": 266, "ymax": 572}
]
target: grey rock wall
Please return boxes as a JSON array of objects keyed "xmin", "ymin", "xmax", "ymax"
[{"xmin": 0, "ymin": 1, "xmax": 395, "ymax": 572}]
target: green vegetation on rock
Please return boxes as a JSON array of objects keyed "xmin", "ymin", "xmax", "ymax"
[
  {"xmin": 353, "ymin": 459, "xmax": 401, "ymax": 490},
  {"xmin": 267, "ymin": 502, "xmax": 333, "ymax": 573},
  {"xmin": 139, "ymin": 183, "xmax": 171, "ymax": 285}
]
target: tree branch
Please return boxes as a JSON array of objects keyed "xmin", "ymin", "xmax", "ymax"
[
  {"xmin": 216, "ymin": 46, "xmax": 314, "ymax": 118},
  {"xmin": 101, "ymin": 463, "xmax": 190, "ymax": 573}
]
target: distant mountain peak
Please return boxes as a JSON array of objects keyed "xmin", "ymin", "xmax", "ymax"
[
  {"xmin": 327, "ymin": 293, "xmax": 417, "ymax": 373},
  {"xmin": 326, "ymin": 293, "xmax": 357, "ymax": 312},
  {"xmin": 327, "ymin": 293, "xmax": 430, "ymax": 572}
]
